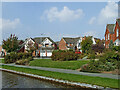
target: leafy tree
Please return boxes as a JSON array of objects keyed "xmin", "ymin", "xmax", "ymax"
[
  {"xmin": 2, "ymin": 34, "xmax": 19, "ymax": 53},
  {"xmin": 92, "ymin": 42, "xmax": 105, "ymax": 53},
  {"xmin": 81, "ymin": 36, "xmax": 93, "ymax": 53},
  {"xmin": 109, "ymin": 40, "xmax": 114, "ymax": 50}
]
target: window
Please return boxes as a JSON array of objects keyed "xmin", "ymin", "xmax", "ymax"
[
  {"xmin": 78, "ymin": 43, "xmax": 81, "ymax": 47},
  {"xmin": 45, "ymin": 43, "xmax": 49, "ymax": 47},
  {"xmin": 106, "ymin": 35, "xmax": 107, "ymax": 41},
  {"xmin": 117, "ymin": 29, "xmax": 119, "ymax": 37},
  {"xmin": 108, "ymin": 33, "xmax": 110, "ymax": 40}
]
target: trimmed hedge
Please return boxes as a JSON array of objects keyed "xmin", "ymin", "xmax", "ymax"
[
  {"xmin": 4, "ymin": 52, "xmax": 32, "ymax": 64},
  {"xmin": 51, "ymin": 50, "xmax": 79, "ymax": 61}
]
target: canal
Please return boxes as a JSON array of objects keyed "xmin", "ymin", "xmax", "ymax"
[
  {"xmin": 1, "ymin": 71, "xmax": 73, "ymax": 88},
  {"xmin": 1, "ymin": 71, "xmax": 98, "ymax": 89}
]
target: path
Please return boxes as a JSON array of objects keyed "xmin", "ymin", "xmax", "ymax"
[{"xmin": 1, "ymin": 63, "xmax": 119, "ymax": 79}]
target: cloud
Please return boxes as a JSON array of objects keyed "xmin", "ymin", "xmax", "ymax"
[
  {"xmin": 89, "ymin": 2, "xmax": 118, "ymax": 25},
  {"xmin": 83, "ymin": 31, "xmax": 98, "ymax": 37},
  {"xmin": 88, "ymin": 17, "xmax": 96, "ymax": 25},
  {"xmin": 41, "ymin": 6, "xmax": 84, "ymax": 22},
  {"xmin": 0, "ymin": 18, "xmax": 20, "ymax": 30}
]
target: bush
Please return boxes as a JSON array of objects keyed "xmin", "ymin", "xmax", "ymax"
[
  {"xmin": 87, "ymin": 52, "xmax": 96, "ymax": 59},
  {"xmin": 28, "ymin": 57, "xmax": 33, "ymax": 61},
  {"xmin": 4, "ymin": 52, "xmax": 17, "ymax": 63},
  {"xmin": 15, "ymin": 59, "xmax": 30, "ymax": 65},
  {"xmin": 4, "ymin": 52, "xmax": 32, "ymax": 64},
  {"xmin": 81, "ymin": 51, "xmax": 120, "ymax": 73},
  {"xmin": 4, "ymin": 54, "xmax": 10, "ymax": 64},
  {"xmin": 78, "ymin": 53, "xmax": 87, "ymax": 59},
  {"xmin": 51, "ymin": 50, "xmax": 79, "ymax": 61}
]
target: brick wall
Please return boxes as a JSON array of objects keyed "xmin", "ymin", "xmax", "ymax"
[
  {"xmin": 114, "ymin": 21, "xmax": 120, "ymax": 42},
  {"xmin": 59, "ymin": 38, "xmax": 67, "ymax": 50},
  {"xmin": 105, "ymin": 21, "xmax": 120, "ymax": 48}
]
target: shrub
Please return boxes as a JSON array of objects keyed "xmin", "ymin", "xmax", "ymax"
[
  {"xmin": 51, "ymin": 50, "xmax": 79, "ymax": 61},
  {"xmin": 4, "ymin": 54, "xmax": 10, "ymax": 64},
  {"xmin": 87, "ymin": 52, "xmax": 96, "ymax": 59},
  {"xmin": 28, "ymin": 57, "xmax": 33, "ymax": 61},
  {"xmin": 4, "ymin": 52, "xmax": 32, "ymax": 64},
  {"xmin": 81, "ymin": 52, "xmax": 120, "ymax": 73},
  {"xmin": 15, "ymin": 59, "xmax": 30, "ymax": 65},
  {"xmin": 79, "ymin": 53, "xmax": 87, "ymax": 59}
]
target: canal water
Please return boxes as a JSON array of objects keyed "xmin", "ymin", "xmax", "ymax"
[
  {"xmin": 1, "ymin": 71, "xmax": 73, "ymax": 88},
  {"xmin": 1, "ymin": 71, "xmax": 98, "ymax": 89}
]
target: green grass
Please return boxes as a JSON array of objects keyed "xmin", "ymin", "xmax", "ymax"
[
  {"xmin": 30, "ymin": 59, "xmax": 89, "ymax": 70},
  {"xmin": 0, "ymin": 59, "xmax": 4, "ymax": 63},
  {"xmin": 1, "ymin": 65, "xmax": 119, "ymax": 89}
]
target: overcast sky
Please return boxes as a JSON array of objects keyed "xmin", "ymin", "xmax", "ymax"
[{"xmin": 0, "ymin": 2, "xmax": 118, "ymax": 44}]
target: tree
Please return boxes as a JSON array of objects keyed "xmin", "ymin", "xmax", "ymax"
[
  {"xmin": 109, "ymin": 40, "xmax": 114, "ymax": 50},
  {"xmin": 81, "ymin": 36, "xmax": 93, "ymax": 53},
  {"xmin": 2, "ymin": 34, "xmax": 19, "ymax": 53},
  {"xmin": 92, "ymin": 42, "xmax": 105, "ymax": 53}
]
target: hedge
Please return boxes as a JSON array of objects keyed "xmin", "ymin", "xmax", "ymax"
[
  {"xmin": 51, "ymin": 50, "xmax": 79, "ymax": 61},
  {"xmin": 4, "ymin": 52, "xmax": 32, "ymax": 64}
]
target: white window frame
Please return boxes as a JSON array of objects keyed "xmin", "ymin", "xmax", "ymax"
[
  {"xmin": 108, "ymin": 33, "xmax": 110, "ymax": 40},
  {"xmin": 106, "ymin": 34, "xmax": 108, "ymax": 41},
  {"xmin": 117, "ymin": 29, "xmax": 119, "ymax": 37}
]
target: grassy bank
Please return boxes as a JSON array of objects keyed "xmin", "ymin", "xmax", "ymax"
[
  {"xmin": 1, "ymin": 65, "xmax": 119, "ymax": 89},
  {"xmin": 30, "ymin": 59, "xmax": 89, "ymax": 70}
]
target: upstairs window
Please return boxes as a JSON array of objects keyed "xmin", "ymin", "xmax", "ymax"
[
  {"xmin": 108, "ymin": 33, "xmax": 110, "ymax": 40},
  {"xmin": 106, "ymin": 34, "xmax": 108, "ymax": 41},
  {"xmin": 117, "ymin": 29, "xmax": 119, "ymax": 37}
]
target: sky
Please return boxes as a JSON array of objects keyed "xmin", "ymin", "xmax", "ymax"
[{"xmin": 0, "ymin": 2, "xmax": 118, "ymax": 44}]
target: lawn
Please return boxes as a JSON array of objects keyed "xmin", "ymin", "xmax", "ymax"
[
  {"xmin": 1, "ymin": 65, "xmax": 119, "ymax": 89},
  {"xmin": 30, "ymin": 59, "xmax": 89, "ymax": 70}
]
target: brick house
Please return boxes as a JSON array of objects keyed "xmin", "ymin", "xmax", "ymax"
[
  {"xmin": 105, "ymin": 19, "xmax": 120, "ymax": 48},
  {"xmin": 59, "ymin": 36, "xmax": 98, "ymax": 52},
  {"xmin": 59, "ymin": 37, "xmax": 81, "ymax": 51},
  {"xmin": 19, "ymin": 37, "xmax": 57, "ymax": 57},
  {"xmin": 0, "ymin": 45, "xmax": 6, "ymax": 57}
]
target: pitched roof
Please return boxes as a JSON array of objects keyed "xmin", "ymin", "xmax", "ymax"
[
  {"xmin": 17, "ymin": 40, "xmax": 24, "ymax": 44},
  {"xmin": 63, "ymin": 37, "xmax": 80, "ymax": 44},
  {"xmin": 33, "ymin": 37, "xmax": 54, "ymax": 44},
  {"xmin": 55, "ymin": 41, "xmax": 59, "ymax": 46},
  {"xmin": 117, "ymin": 18, "xmax": 120, "ymax": 26},
  {"xmin": 107, "ymin": 24, "xmax": 115, "ymax": 34}
]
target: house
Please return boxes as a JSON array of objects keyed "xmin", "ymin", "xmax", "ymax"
[
  {"xmin": 105, "ymin": 19, "xmax": 120, "ymax": 48},
  {"xmin": 114, "ymin": 19, "xmax": 120, "ymax": 46},
  {"xmin": 19, "ymin": 37, "xmax": 57, "ymax": 57},
  {"xmin": 0, "ymin": 45, "xmax": 6, "ymax": 57},
  {"xmin": 59, "ymin": 36, "xmax": 98, "ymax": 52},
  {"xmin": 59, "ymin": 37, "xmax": 81, "ymax": 51}
]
